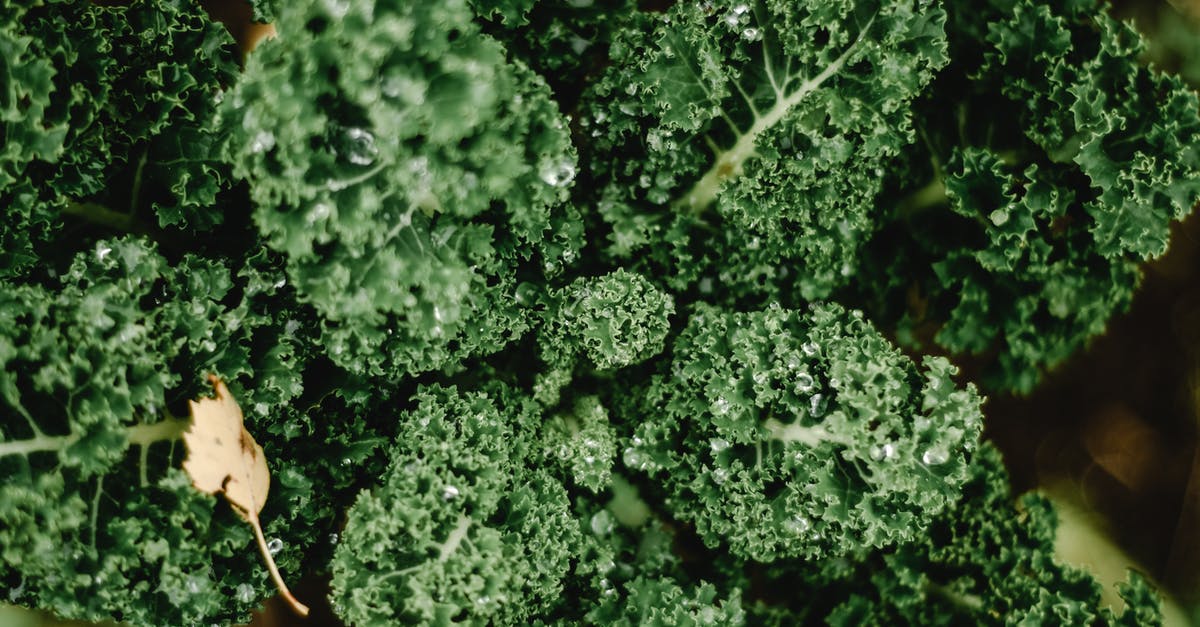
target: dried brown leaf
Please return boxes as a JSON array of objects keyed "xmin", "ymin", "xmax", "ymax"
[
  {"xmin": 183, "ymin": 375, "xmax": 309, "ymax": 617},
  {"xmin": 183, "ymin": 376, "xmax": 270, "ymax": 519}
]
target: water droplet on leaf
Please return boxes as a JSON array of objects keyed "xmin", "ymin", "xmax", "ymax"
[
  {"xmin": 340, "ymin": 127, "xmax": 378, "ymax": 166},
  {"xmin": 249, "ymin": 131, "xmax": 275, "ymax": 154},
  {"xmin": 590, "ymin": 510, "xmax": 616, "ymax": 536},
  {"xmin": 809, "ymin": 393, "xmax": 827, "ymax": 418},
  {"xmin": 236, "ymin": 583, "xmax": 255, "ymax": 604},
  {"xmin": 922, "ymin": 447, "xmax": 950, "ymax": 465},
  {"xmin": 540, "ymin": 160, "xmax": 577, "ymax": 187},
  {"xmin": 784, "ymin": 515, "xmax": 811, "ymax": 534},
  {"xmin": 623, "ymin": 447, "xmax": 648, "ymax": 470}
]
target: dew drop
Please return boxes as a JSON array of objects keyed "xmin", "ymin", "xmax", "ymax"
[
  {"xmin": 869, "ymin": 442, "xmax": 897, "ymax": 461},
  {"xmin": 590, "ymin": 510, "xmax": 616, "ymax": 536},
  {"xmin": 922, "ymin": 447, "xmax": 950, "ymax": 465},
  {"xmin": 794, "ymin": 372, "xmax": 815, "ymax": 393},
  {"xmin": 732, "ymin": 3, "xmax": 750, "ymax": 14},
  {"xmin": 266, "ymin": 538, "xmax": 283, "ymax": 555},
  {"xmin": 809, "ymin": 393, "xmax": 827, "ymax": 418},
  {"xmin": 340, "ymin": 127, "xmax": 378, "ymax": 166},
  {"xmin": 96, "ymin": 244, "xmax": 113, "ymax": 261},
  {"xmin": 442, "ymin": 485, "xmax": 461, "ymax": 500},
  {"xmin": 802, "ymin": 341, "xmax": 819, "ymax": 356},
  {"xmin": 249, "ymin": 130, "xmax": 275, "ymax": 154},
  {"xmin": 742, "ymin": 27, "xmax": 761, "ymax": 41},
  {"xmin": 710, "ymin": 397, "xmax": 732, "ymax": 416},
  {"xmin": 329, "ymin": 532, "xmax": 340, "ymax": 545},
  {"xmin": 306, "ymin": 203, "xmax": 332, "ymax": 224},
  {"xmin": 709, "ymin": 438, "xmax": 731, "ymax": 453},
  {"xmin": 712, "ymin": 467, "xmax": 729, "ymax": 485},
  {"xmin": 622, "ymin": 447, "xmax": 648, "ymax": 470},
  {"xmin": 235, "ymin": 583, "xmax": 255, "ymax": 604},
  {"xmin": 539, "ymin": 160, "xmax": 577, "ymax": 187},
  {"xmin": 783, "ymin": 515, "xmax": 811, "ymax": 534}
]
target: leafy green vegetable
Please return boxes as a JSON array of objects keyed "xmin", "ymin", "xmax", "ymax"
[
  {"xmin": 748, "ymin": 445, "xmax": 1161, "ymax": 625},
  {"xmin": 225, "ymin": 0, "xmax": 581, "ymax": 378},
  {"xmin": 330, "ymin": 384, "xmax": 579, "ymax": 625},
  {"xmin": 859, "ymin": 0, "xmax": 1200, "ymax": 391},
  {"xmin": 1, "ymin": 0, "xmax": 1191, "ymax": 623},
  {"xmin": 0, "ymin": 239, "xmax": 266, "ymax": 624},
  {"xmin": 626, "ymin": 303, "xmax": 983, "ymax": 561},
  {"xmin": 0, "ymin": 0, "xmax": 237, "ymax": 280},
  {"xmin": 580, "ymin": 0, "xmax": 948, "ymax": 304}
]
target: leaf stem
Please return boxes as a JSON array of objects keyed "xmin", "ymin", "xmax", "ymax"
[
  {"xmin": 438, "ymin": 514, "xmax": 473, "ymax": 562},
  {"xmin": 249, "ymin": 511, "xmax": 310, "ymax": 617},
  {"xmin": 62, "ymin": 201, "xmax": 138, "ymax": 231},
  {"xmin": 0, "ymin": 418, "xmax": 189, "ymax": 459},
  {"xmin": 674, "ymin": 13, "xmax": 877, "ymax": 213}
]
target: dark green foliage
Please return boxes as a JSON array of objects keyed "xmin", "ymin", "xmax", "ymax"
[
  {"xmin": 1, "ymin": 0, "xmax": 1191, "ymax": 624},
  {"xmin": 225, "ymin": 0, "xmax": 581, "ymax": 379},
  {"xmin": 572, "ymin": 504, "xmax": 747, "ymax": 626},
  {"xmin": 329, "ymin": 384, "xmax": 579, "ymax": 625},
  {"xmin": 0, "ymin": 239, "xmax": 268, "ymax": 624},
  {"xmin": 747, "ymin": 445, "xmax": 1162, "ymax": 625},
  {"xmin": 535, "ymin": 269, "xmax": 675, "ymax": 404},
  {"xmin": 581, "ymin": 0, "xmax": 949, "ymax": 304},
  {"xmin": 626, "ymin": 303, "xmax": 983, "ymax": 562},
  {"xmin": 0, "ymin": 0, "xmax": 237, "ymax": 279},
  {"xmin": 860, "ymin": 0, "xmax": 1200, "ymax": 392}
]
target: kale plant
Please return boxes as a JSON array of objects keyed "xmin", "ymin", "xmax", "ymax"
[{"xmin": 0, "ymin": 0, "xmax": 1194, "ymax": 624}]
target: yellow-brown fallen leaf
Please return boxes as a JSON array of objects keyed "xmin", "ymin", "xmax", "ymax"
[{"xmin": 183, "ymin": 374, "xmax": 309, "ymax": 617}]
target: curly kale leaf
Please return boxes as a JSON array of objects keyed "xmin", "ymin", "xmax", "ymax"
[
  {"xmin": 861, "ymin": 0, "xmax": 1200, "ymax": 392},
  {"xmin": 625, "ymin": 303, "xmax": 983, "ymax": 562},
  {"xmin": 749, "ymin": 445, "xmax": 1163, "ymax": 625},
  {"xmin": 581, "ymin": 0, "xmax": 947, "ymax": 303},
  {"xmin": 0, "ymin": 0, "xmax": 237, "ymax": 277},
  {"xmin": 330, "ymin": 384, "xmax": 580, "ymax": 626},
  {"xmin": 0, "ymin": 239, "xmax": 277, "ymax": 624},
  {"xmin": 539, "ymin": 480, "xmax": 745, "ymax": 626},
  {"xmin": 473, "ymin": 0, "xmax": 638, "ymax": 111},
  {"xmin": 226, "ymin": 0, "xmax": 581, "ymax": 379},
  {"xmin": 534, "ymin": 269, "xmax": 675, "ymax": 405}
]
